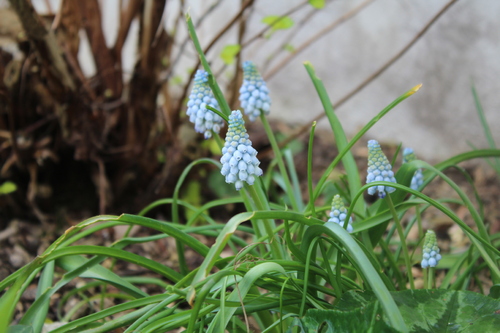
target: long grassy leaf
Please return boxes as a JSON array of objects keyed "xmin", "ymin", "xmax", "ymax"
[
  {"xmin": 304, "ymin": 61, "xmax": 365, "ymax": 216},
  {"xmin": 312, "ymin": 84, "xmax": 422, "ymax": 203},
  {"xmin": 18, "ymin": 261, "xmax": 54, "ymax": 333},
  {"xmin": 207, "ymin": 262, "xmax": 288, "ymax": 332}
]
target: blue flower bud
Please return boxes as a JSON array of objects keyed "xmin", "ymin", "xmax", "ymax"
[
  {"xmin": 239, "ymin": 61, "xmax": 271, "ymax": 122},
  {"xmin": 221, "ymin": 110, "xmax": 263, "ymax": 190},
  {"xmin": 366, "ymin": 140, "xmax": 397, "ymax": 198},
  {"xmin": 421, "ymin": 230, "xmax": 442, "ymax": 268},
  {"xmin": 326, "ymin": 195, "xmax": 353, "ymax": 233},
  {"xmin": 187, "ymin": 70, "xmax": 224, "ymax": 139},
  {"xmin": 402, "ymin": 147, "xmax": 424, "ymax": 191}
]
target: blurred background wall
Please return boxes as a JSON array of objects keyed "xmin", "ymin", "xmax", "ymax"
[{"xmin": 5, "ymin": 0, "xmax": 499, "ymax": 160}]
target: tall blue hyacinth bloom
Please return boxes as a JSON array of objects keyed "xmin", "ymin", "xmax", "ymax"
[
  {"xmin": 366, "ymin": 140, "xmax": 397, "ymax": 198},
  {"xmin": 421, "ymin": 230, "xmax": 442, "ymax": 268},
  {"xmin": 326, "ymin": 195, "xmax": 353, "ymax": 233},
  {"xmin": 403, "ymin": 147, "xmax": 424, "ymax": 191},
  {"xmin": 239, "ymin": 61, "xmax": 271, "ymax": 122},
  {"xmin": 220, "ymin": 110, "xmax": 263, "ymax": 190},
  {"xmin": 186, "ymin": 70, "xmax": 224, "ymax": 139}
]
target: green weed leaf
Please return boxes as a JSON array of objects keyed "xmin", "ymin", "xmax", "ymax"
[
  {"xmin": 292, "ymin": 303, "xmax": 397, "ymax": 332},
  {"xmin": 336, "ymin": 290, "xmax": 500, "ymax": 332},
  {"xmin": 0, "ymin": 181, "xmax": 17, "ymax": 195},
  {"xmin": 309, "ymin": 0, "xmax": 325, "ymax": 9},
  {"xmin": 220, "ymin": 44, "xmax": 240, "ymax": 65},
  {"xmin": 262, "ymin": 15, "xmax": 294, "ymax": 31}
]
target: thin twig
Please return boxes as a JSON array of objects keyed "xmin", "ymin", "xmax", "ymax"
[
  {"xmin": 271, "ymin": 0, "xmax": 458, "ymax": 151},
  {"xmin": 264, "ymin": 0, "xmax": 375, "ymax": 80}
]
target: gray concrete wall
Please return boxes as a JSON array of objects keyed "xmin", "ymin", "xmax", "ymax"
[{"xmin": 19, "ymin": 0, "xmax": 500, "ymax": 160}]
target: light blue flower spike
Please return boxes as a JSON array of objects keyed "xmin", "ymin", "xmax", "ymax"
[
  {"xmin": 421, "ymin": 230, "xmax": 442, "ymax": 268},
  {"xmin": 186, "ymin": 70, "xmax": 224, "ymax": 139},
  {"xmin": 403, "ymin": 147, "xmax": 424, "ymax": 191},
  {"xmin": 239, "ymin": 61, "xmax": 271, "ymax": 122},
  {"xmin": 220, "ymin": 110, "xmax": 263, "ymax": 190},
  {"xmin": 326, "ymin": 194, "xmax": 353, "ymax": 233},
  {"xmin": 366, "ymin": 140, "xmax": 397, "ymax": 198}
]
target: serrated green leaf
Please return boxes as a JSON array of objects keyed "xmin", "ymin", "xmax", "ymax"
[
  {"xmin": 293, "ymin": 303, "xmax": 397, "ymax": 333},
  {"xmin": 220, "ymin": 44, "xmax": 240, "ymax": 65},
  {"xmin": 262, "ymin": 15, "xmax": 294, "ymax": 31},
  {"xmin": 336, "ymin": 290, "xmax": 500, "ymax": 332},
  {"xmin": 0, "ymin": 181, "xmax": 17, "ymax": 195},
  {"xmin": 309, "ymin": 0, "xmax": 325, "ymax": 9}
]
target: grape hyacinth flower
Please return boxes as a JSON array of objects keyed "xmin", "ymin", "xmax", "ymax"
[
  {"xmin": 326, "ymin": 195, "xmax": 353, "ymax": 233},
  {"xmin": 366, "ymin": 140, "xmax": 397, "ymax": 198},
  {"xmin": 220, "ymin": 110, "xmax": 263, "ymax": 190},
  {"xmin": 421, "ymin": 230, "xmax": 442, "ymax": 268},
  {"xmin": 186, "ymin": 70, "xmax": 224, "ymax": 139},
  {"xmin": 239, "ymin": 61, "xmax": 271, "ymax": 122},
  {"xmin": 403, "ymin": 147, "xmax": 424, "ymax": 191}
]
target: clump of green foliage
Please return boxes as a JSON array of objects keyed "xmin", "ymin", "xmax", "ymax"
[{"xmin": 1, "ymin": 14, "xmax": 499, "ymax": 333}]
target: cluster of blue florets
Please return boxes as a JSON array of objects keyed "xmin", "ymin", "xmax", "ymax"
[
  {"xmin": 239, "ymin": 61, "xmax": 271, "ymax": 122},
  {"xmin": 220, "ymin": 111, "xmax": 263, "ymax": 190},
  {"xmin": 186, "ymin": 70, "xmax": 224, "ymax": 139},
  {"xmin": 326, "ymin": 195, "xmax": 353, "ymax": 233},
  {"xmin": 366, "ymin": 140, "xmax": 397, "ymax": 198},
  {"xmin": 402, "ymin": 147, "xmax": 424, "ymax": 191},
  {"xmin": 421, "ymin": 230, "xmax": 442, "ymax": 268}
]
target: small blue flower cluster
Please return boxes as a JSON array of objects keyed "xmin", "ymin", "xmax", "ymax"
[
  {"xmin": 186, "ymin": 70, "xmax": 224, "ymax": 139},
  {"xmin": 366, "ymin": 140, "xmax": 397, "ymax": 198},
  {"xmin": 421, "ymin": 230, "xmax": 442, "ymax": 268},
  {"xmin": 326, "ymin": 195, "xmax": 353, "ymax": 233},
  {"xmin": 239, "ymin": 61, "xmax": 271, "ymax": 122},
  {"xmin": 220, "ymin": 110, "xmax": 263, "ymax": 190},
  {"xmin": 402, "ymin": 147, "xmax": 424, "ymax": 191}
]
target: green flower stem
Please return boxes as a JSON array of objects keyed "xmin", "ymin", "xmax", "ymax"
[
  {"xmin": 239, "ymin": 188, "xmax": 267, "ymax": 255},
  {"xmin": 416, "ymin": 206, "xmax": 424, "ymax": 241},
  {"xmin": 427, "ymin": 267, "xmax": 436, "ymax": 289},
  {"xmin": 378, "ymin": 238, "xmax": 405, "ymax": 290},
  {"xmin": 245, "ymin": 183, "xmax": 284, "ymax": 260},
  {"xmin": 211, "ymin": 129, "xmax": 224, "ymax": 150},
  {"xmin": 423, "ymin": 266, "xmax": 428, "ymax": 289},
  {"xmin": 386, "ymin": 194, "xmax": 415, "ymax": 289},
  {"xmin": 307, "ymin": 121, "xmax": 317, "ymax": 218},
  {"xmin": 260, "ymin": 112, "xmax": 300, "ymax": 211}
]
